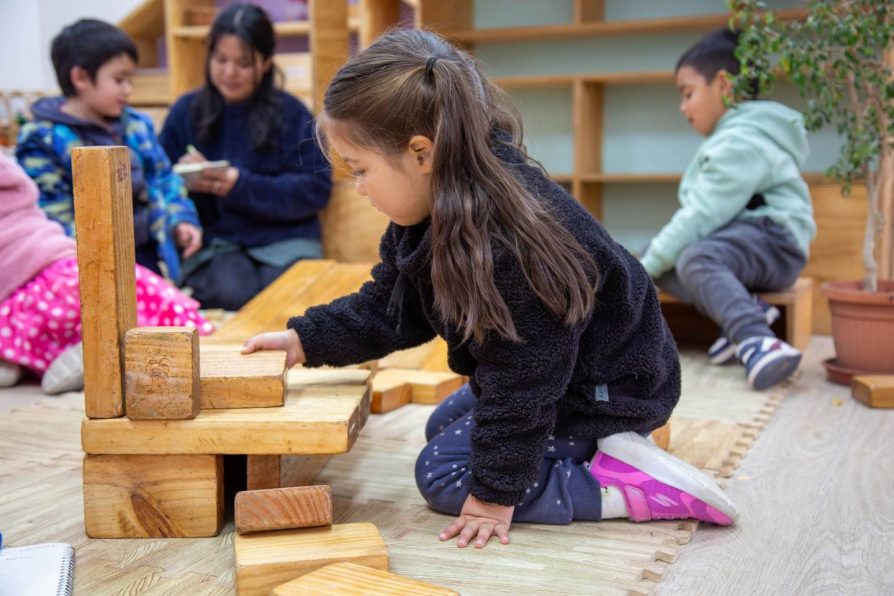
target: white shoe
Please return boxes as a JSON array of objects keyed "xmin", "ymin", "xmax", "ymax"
[
  {"xmin": 42, "ymin": 342, "xmax": 84, "ymax": 395},
  {"xmin": 0, "ymin": 361, "xmax": 23, "ymax": 387}
]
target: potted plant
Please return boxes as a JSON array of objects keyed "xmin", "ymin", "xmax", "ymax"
[{"xmin": 730, "ymin": 0, "xmax": 894, "ymax": 383}]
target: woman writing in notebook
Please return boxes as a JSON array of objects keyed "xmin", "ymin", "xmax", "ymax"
[{"xmin": 159, "ymin": 3, "xmax": 331, "ymax": 310}]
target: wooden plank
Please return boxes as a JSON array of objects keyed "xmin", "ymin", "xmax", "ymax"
[
  {"xmin": 276, "ymin": 52, "xmax": 314, "ymax": 109},
  {"xmin": 235, "ymin": 485, "xmax": 333, "ymax": 534},
  {"xmin": 415, "ymin": 0, "xmax": 473, "ymax": 34},
  {"xmin": 199, "ymin": 349, "xmax": 286, "ymax": 409},
  {"xmin": 72, "ymin": 146, "xmax": 137, "ymax": 419},
  {"xmin": 496, "ymin": 71, "xmax": 674, "ymax": 89},
  {"xmin": 130, "ymin": 68, "xmax": 170, "ymax": 105},
  {"xmin": 81, "ymin": 382, "xmax": 370, "ymax": 455},
  {"xmin": 309, "ymin": 0, "xmax": 350, "ymax": 115},
  {"xmin": 83, "ymin": 454, "xmax": 223, "ymax": 538},
  {"xmin": 851, "ymin": 376, "xmax": 894, "ymax": 408},
  {"xmin": 574, "ymin": 0, "xmax": 604, "ymax": 23},
  {"xmin": 651, "ymin": 422, "xmax": 671, "ymax": 451},
  {"xmin": 371, "ymin": 374, "xmax": 412, "ymax": 413},
  {"xmin": 379, "ymin": 339, "xmax": 451, "ymax": 372},
  {"xmin": 125, "ymin": 327, "xmax": 199, "ymax": 420},
  {"xmin": 372, "ymin": 368, "xmax": 465, "ymax": 404},
  {"xmin": 165, "ymin": 0, "xmax": 213, "ymax": 98},
  {"xmin": 320, "ymin": 181, "xmax": 390, "ymax": 263},
  {"xmin": 118, "ymin": 0, "xmax": 165, "ymax": 39},
  {"xmin": 573, "ymin": 80, "xmax": 603, "ymax": 218},
  {"xmin": 234, "ymin": 523, "xmax": 389, "ymax": 596},
  {"xmin": 271, "ymin": 562, "xmax": 459, "ymax": 595},
  {"xmin": 247, "ymin": 455, "xmax": 282, "ymax": 490},
  {"xmin": 359, "ymin": 0, "xmax": 401, "ymax": 48}
]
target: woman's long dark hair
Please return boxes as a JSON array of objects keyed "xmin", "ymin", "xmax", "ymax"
[
  {"xmin": 318, "ymin": 29, "xmax": 599, "ymax": 344},
  {"xmin": 192, "ymin": 3, "xmax": 283, "ymax": 150}
]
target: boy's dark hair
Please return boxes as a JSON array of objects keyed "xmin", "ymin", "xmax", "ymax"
[
  {"xmin": 676, "ymin": 28, "xmax": 742, "ymax": 81},
  {"xmin": 51, "ymin": 19, "xmax": 138, "ymax": 97}
]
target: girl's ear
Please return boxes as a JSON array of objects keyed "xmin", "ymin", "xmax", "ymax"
[
  {"xmin": 408, "ymin": 134, "xmax": 434, "ymax": 175},
  {"xmin": 69, "ymin": 66, "xmax": 92, "ymax": 92},
  {"xmin": 261, "ymin": 56, "xmax": 273, "ymax": 75}
]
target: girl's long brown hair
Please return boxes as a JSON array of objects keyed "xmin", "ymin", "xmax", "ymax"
[{"xmin": 318, "ymin": 29, "xmax": 598, "ymax": 343}]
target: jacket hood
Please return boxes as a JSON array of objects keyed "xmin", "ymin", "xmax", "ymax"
[
  {"xmin": 0, "ymin": 153, "xmax": 39, "ymax": 215},
  {"xmin": 716, "ymin": 100, "xmax": 809, "ymax": 167}
]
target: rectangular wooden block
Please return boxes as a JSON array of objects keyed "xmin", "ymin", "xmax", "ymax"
[
  {"xmin": 247, "ymin": 455, "xmax": 332, "ymax": 490},
  {"xmin": 83, "ymin": 454, "xmax": 223, "ymax": 538},
  {"xmin": 271, "ymin": 562, "xmax": 458, "ymax": 595},
  {"xmin": 82, "ymin": 381, "xmax": 370, "ymax": 455},
  {"xmin": 235, "ymin": 485, "xmax": 332, "ymax": 534},
  {"xmin": 852, "ymin": 375, "xmax": 894, "ymax": 408},
  {"xmin": 125, "ymin": 327, "xmax": 199, "ymax": 420},
  {"xmin": 200, "ymin": 348, "xmax": 286, "ymax": 409},
  {"xmin": 234, "ymin": 522, "xmax": 388, "ymax": 596},
  {"xmin": 374, "ymin": 368, "xmax": 465, "ymax": 405},
  {"xmin": 651, "ymin": 422, "xmax": 671, "ymax": 451},
  {"xmin": 73, "ymin": 146, "xmax": 137, "ymax": 418},
  {"xmin": 371, "ymin": 373, "xmax": 412, "ymax": 413}
]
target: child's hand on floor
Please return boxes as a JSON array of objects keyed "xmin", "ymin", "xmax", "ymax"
[
  {"xmin": 439, "ymin": 494, "xmax": 513, "ymax": 549},
  {"xmin": 242, "ymin": 329, "xmax": 306, "ymax": 368}
]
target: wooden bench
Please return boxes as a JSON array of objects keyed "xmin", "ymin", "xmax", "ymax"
[{"xmin": 658, "ymin": 277, "xmax": 813, "ymax": 351}]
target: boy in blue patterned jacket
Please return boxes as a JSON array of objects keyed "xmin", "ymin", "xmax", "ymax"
[{"xmin": 16, "ymin": 19, "xmax": 202, "ymax": 281}]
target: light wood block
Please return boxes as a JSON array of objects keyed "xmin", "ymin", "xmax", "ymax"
[
  {"xmin": 248, "ymin": 455, "xmax": 334, "ymax": 490},
  {"xmin": 271, "ymin": 562, "xmax": 458, "ymax": 595},
  {"xmin": 83, "ymin": 454, "xmax": 223, "ymax": 538},
  {"xmin": 651, "ymin": 422, "xmax": 671, "ymax": 451},
  {"xmin": 200, "ymin": 348, "xmax": 286, "ymax": 409},
  {"xmin": 234, "ymin": 523, "xmax": 388, "ymax": 596},
  {"xmin": 72, "ymin": 146, "xmax": 137, "ymax": 419},
  {"xmin": 373, "ymin": 368, "xmax": 465, "ymax": 404},
  {"xmin": 235, "ymin": 486, "xmax": 332, "ymax": 534},
  {"xmin": 659, "ymin": 277, "xmax": 813, "ymax": 351},
  {"xmin": 851, "ymin": 376, "xmax": 894, "ymax": 409},
  {"xmin": 82, "ymin": 381, "xmax": 370, "ymax": 455},
  {"xmin": 125, "ymin": 327, "xmax": 199, "ymax": 420},
  {"xmin": 371, "ymin": 374, "xmax": 412, "ymax": 413}
]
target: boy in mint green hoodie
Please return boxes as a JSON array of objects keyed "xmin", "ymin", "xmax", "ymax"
[{"xmin": 641, "ymin": 29, "xmax": 816, "ymax": 391}]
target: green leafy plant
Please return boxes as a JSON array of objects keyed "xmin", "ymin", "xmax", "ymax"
[{"xmin": 729, "ymin": 0, "xmax": 894, "ymax": 291}]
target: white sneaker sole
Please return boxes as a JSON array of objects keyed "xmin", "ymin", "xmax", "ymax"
[
  {"xmin": 747, "ymin": 348, "xmax": 801, "ymax": 391},
  {"xmin": 597, "ymin": 431, "xmax": 739, "ymax": 522}
]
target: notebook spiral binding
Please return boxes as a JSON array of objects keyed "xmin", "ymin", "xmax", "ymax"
[{"xmin": 57, "ymin": 547, "xmax": 75, "ymax": 596}]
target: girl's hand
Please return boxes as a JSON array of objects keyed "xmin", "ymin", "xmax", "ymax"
[
  {"xmin": 192, "ymin": 166, "xmax": 239, "ymax": 196},
  {"xmin": 174, "ymin": 223, "xmax": 203, "ymax": 259},
  {"xmin": 439, "ymin": 494, "xmax": 513, "ymax": 549},
  {"xmin": 242, "ymin": 329, "xmax": 306, "ymax": 368}
]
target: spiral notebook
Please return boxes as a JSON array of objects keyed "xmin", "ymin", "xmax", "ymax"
[{"xmin": 0, "ymin": 542, "xmax": 75, "ymax": 596}]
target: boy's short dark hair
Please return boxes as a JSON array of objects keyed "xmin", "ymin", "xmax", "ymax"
[
  {"xmin": 51, "ymin": 19, "xmax": 138, "ymax": 97},
  {"xmin": 676, "ymin": 28, "xmax": 741, "ymax": 82}
]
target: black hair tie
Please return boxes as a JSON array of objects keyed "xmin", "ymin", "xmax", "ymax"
[{"xmin": 425, "ymin": 56, "xmax": 439, "ymax": 82}]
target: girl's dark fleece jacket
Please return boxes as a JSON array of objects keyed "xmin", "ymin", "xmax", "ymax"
[{"xmin": 289, "ymin": 143, "xmax": 680, "ymax": 507}]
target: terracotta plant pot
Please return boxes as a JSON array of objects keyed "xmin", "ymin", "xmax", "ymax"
[{"xmin": 821, "ymin": 280, "xmax": 894, "ymax": 375}]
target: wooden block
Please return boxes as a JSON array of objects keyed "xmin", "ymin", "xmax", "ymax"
[
  {"xmin": 271, "ymin": 562, "xmax": 458, "ymax": 595},
  {"xmin": 235, "ymin": 485, "xmax": 332, "ymax": 534},
  {"xmin": 248, "ymin": 454, "xmax": 333, "ymax": 490},
  {"xmin": 73, "ymin": 146, "xmax": 137, "ymax": 418},
  {"xmin": 83, "ymin": 454, "xmax": 223, "ymax": 538},
  {"xmin": 82, "ymin": 381, "xmax": 370, "ymax": 455},
  {"xmin": 125, "ymin": 327, "xmax": 199, "ymax": 420},
  {"xmin": 650, "ymin": 422, "xmax": 670, "ymax": 451},
  {"xmin": 374, "ymin": 368, "xmax": 465, "ymax": 404},
  {"xmin": 200, "ymin": 348, "xmax": 286, "ymax": 409},
  {"xmin": 233, "ymin": 523, "xmax": 388, "ymax": 596},
  {"xmin": 247, "ymin": 455, "xmax": 283, "ymax": 490},
  {"xmin": 852, "ymin": 375, "xmax": 894, "ymax": 408},
  {"xmin": 371, "ymin": 373, "xmax": 412, "ymax": 413}
]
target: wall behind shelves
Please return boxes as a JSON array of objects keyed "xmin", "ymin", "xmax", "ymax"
[{"xmin": 473, "ymin": 0, "xmax": 844, "ymax": 250}]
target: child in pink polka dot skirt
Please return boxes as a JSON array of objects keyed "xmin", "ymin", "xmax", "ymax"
[{"xmin": 0, "ymin": 153, "xmax": 213, "ymax": 394}]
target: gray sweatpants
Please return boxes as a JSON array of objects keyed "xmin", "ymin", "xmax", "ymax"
[
  {"xmin": 653, "ymin": 217, "xmax": 806, "ymax": 344},
  {"xmin": 415, "ymin": 384, "xmax": 603, "ymax": 524}
]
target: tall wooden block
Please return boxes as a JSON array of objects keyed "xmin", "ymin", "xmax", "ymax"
[
  {"xmin": 125, "ymin": 327, "xmax": 199, "ymax": 420},
  {"xmin": 371, "ymin": 374, "xmax": 412, "ymax": 413},
  {"xmin": 234, "ymin": 523, "xmax": 388, "ymax": 596},
  {"xmin": 200, "ymin": 348, "xmax": 286, "ymax": 409},
  {"xmin": 374, "ymin": 368, "xmax": 465, "ymax": 404},
  {"xmin": 235, "ymin": 485, "xmax": 332, "ymax": 534},
  {"xmin": 851, "ymin": 375, "xmax": 894, "ymax": 408},
  {"xmin": 271, "ymin": 562, "xmax": 459, "ymax": 595},
  {"xmin": 72, "ymin": 146, "xmax": 137, "ymax": 418},
  {"xmin": 83, "ymin": 454, "xmax": 223, "ymax": 538},
  {"xmin": 247, "ymin": 455, "xmax": 332, "ymax": 490}
]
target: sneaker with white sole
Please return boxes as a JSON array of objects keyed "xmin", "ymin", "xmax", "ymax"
[
  {"xmin": 591, "ymin": 431, "xmax": 738, "ymax": 525},
  {"xmin": 42, "ymin": 342, "xmax": 84, "ymax": 395},
  {"xmin": 708, "ymin": 296, "xmax": 781, "ymax": 365},
  {"xmin": 736, "ymin": 336, "xmax": 801, "ymax": 390},
  {"xmin": 0, "ymin": 361, "xmax": 23, "ymax": 388}
]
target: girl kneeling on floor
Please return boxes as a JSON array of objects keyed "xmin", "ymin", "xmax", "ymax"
[{"xmin": 243, "ymin": 29, "xmax": 738, "ymax": 548}]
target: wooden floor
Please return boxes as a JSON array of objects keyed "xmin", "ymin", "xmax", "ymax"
[{"xmin": 0, "ymin": 336, "xmax": 890, "ymax": 594}]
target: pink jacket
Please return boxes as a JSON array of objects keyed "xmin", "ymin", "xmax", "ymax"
[{"xmin": 0, "ymin": 153, "xmax": 77, "ymax": 302}]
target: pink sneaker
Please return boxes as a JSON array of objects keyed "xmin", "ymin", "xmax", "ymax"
[{"xmin": 591, "ymin": 432, "xmax": 738, "ymax": 525}]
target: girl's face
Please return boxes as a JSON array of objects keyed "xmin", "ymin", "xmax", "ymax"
[
  {"xmin": 209, "ymin": 34, "xmax": 271, "ymax": 103},
  {"xmin": 328, "ymin": 131, "xmax": 433, "ymax": 227},
  {"xmin": 676, "ymin": 65, "xmax": 731, "ymax": 136}
]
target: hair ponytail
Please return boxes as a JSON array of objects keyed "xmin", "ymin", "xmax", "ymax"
[{"xmin": 319, "ymin": 29, "xmax": 598, "ymax": 343}]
